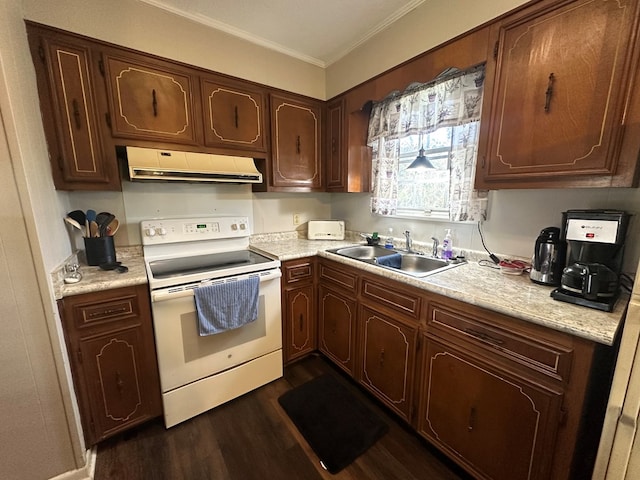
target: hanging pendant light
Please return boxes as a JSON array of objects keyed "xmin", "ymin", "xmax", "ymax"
[{"xmin": 407, "ymin": 147, "xmax": 436, "ymax": 170}]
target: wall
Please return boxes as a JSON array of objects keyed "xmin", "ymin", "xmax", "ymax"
[
  {"xmin": 326, "ymin": 0, "xmax": 531, "ymax": 98},
  {"xmin": 0, "ymin": 0, "xmax": 86, "ymax": 478}
]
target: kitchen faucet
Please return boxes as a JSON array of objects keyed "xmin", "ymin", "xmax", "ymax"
[
  {"xmin": 431, "ymin": 237, "xmax": 439, "ymax": 258},
  {"xmin": 404, "ymin": 230, "xmax": 413, "ymax": 252}
]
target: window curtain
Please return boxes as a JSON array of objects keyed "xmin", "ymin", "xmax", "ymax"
[{"xmin": 367, "ymin": 64, "xmax": 488, "ymax": 221}]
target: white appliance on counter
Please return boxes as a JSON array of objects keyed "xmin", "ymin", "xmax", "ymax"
[
  {"xmin": 141, "ymin": 216, "xmax": 282, "ymax": 428},
  {"xmin": 593, "ymin": 261, "xmax": 640, "ymax": 478}
]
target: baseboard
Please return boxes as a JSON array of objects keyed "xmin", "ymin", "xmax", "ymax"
[{"xmin": 49, "ymin": 447, "xmax": 96, "ymax": 480}]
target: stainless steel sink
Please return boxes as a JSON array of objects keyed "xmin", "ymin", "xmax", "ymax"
[
  {"xmin": 380, "ymin": 254, "xmax": 465, "ymax": 277},
  {"xmin": 328, "ymin": 245, "xmax": 465, "ymax": 277},
  {"xmin": 333, "ymin": 245, "xmax": 399, "ymax": 261}
]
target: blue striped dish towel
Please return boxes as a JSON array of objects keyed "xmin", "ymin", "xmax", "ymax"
[
  {"xmin": 194, "ymin": 276, "xmax": 260, "ymax": 336},
  {"xmin": 376, "ymin": 253, "xmax": 402, "ymax": 269}
]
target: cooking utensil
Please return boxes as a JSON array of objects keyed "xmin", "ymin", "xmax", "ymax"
[
  {"xmin": 96, "ymin": 212, "xmax": 115, "ymax": 237},
  {"xmin": 67, "ymin": 209, "xmax": 86, "ymax": 227},
  {"xmin": 90, "ymin": 220, "xmax": 99, "ymax": 238},
  {"xmin": 64, "ymin": 216, "xmax": 84, "ymax": 234},
  {"xmin": 86, "ymin": 209, "xmax": 97, "ymax": 223},
  {"xmin": 106, "ymin": 218, "xmax": 120, "ymax": 236}
]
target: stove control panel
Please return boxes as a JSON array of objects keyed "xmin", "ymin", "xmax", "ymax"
[{"xmin": 141, "ymin": 216, "xmax": 250, "ymax": 244}]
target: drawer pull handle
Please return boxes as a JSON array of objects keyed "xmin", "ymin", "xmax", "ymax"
[
  {"xmin": 152, "ymin": 89, "xmax": 158, "ymax": 117},
  {"xmin": 299, "ymin": 313, "xmax": 304, "ymax": 332},
  {"xmin": 72, "ymin": 99, "xmax": 81, "ymax": 129},
  {"xmin": 379, "ymin": 348, "xmax": 385, "ymax": 366},
  {"xmin": 88, "ymin": 306, "xmax": 129, "ymax": 318},
  {"xmin": 465, "ymin": 328, "xmax": 504, "ymax": 346},
  {"xmin": 468, "ymin": 406, "xmax": 476, "ymax": 432},
  {"xmin": 234, "ymin": 105, "xmax": 239, "ymax": 128},
  {"xmin": 544, "ymin": 73, "xmax": 554, "ymax": 112},
  {"xmin": 296, "ymin": 135, "xmax": 301, "ymax": 154},
  {"xmin": 116, "ymin": 371, "xmax": 124, "ymax": 392}
]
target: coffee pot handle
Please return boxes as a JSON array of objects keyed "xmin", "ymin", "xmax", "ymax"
[{"xmin": 583, "ymin": 264, "xmax": 600, "ymax": 300}]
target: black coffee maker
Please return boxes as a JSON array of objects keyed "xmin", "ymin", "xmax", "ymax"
[{"xmin": 551, "ymin": 209, "xmax": 630, "ymax": 311}]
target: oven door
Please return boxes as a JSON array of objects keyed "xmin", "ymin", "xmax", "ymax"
[{"xmin": 149, "ymin": 269, "xmax": 282, "ymax": 393}]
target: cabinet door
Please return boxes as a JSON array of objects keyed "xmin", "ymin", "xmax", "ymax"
[
  {"xmin": 357, "ymin": 305, "xmax": 418, "ymax": 423},
  {"xmin": 59, "ymin": 285, "xmax": 162, "ymax": 445},
  {"xmin": 478, "ymin": 0, "xmax": 640, "ymax": 187},
  {"xmin": 325, "ymin": 99, "xmax": 345, "ymax": 191},
  {"xmin": 78, "ymin": 326, "xmax": 159, "ymax": 443},
  {"xmin": 270, "ymin": 94, "xmax": 322, "ymax": 190},
  {"xmin": 27, "ymin": 27, "xmax": 118, "ymax": 190},
  {"xmin": 284, "ymin": 284, "xmax": 316, "ymax": 362},
  {"xmin": 103, "ymin": 53, "xmax": 199, "ymax": 145},
  {"xmin": 318, "ymin": 284, "xmax": 357, "ymax": 375},
  {"xmin": 201, "ymin": 77, "xmax": 267, "ymax": 153},
  {"xmin": 418, "ymin": 336, "xmax": 563, "ymax": 480}
]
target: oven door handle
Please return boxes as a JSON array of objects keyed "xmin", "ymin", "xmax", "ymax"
[{"xmin": 151, "ymin": 268, "xmax": 282, "ymax": 303}]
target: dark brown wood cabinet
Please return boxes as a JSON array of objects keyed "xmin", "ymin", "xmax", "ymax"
[
  {"xmin": 476, "ymin": 0, "xmax": 640, "ymax": 189},
  {"xmin": 281, "ymin": 257, "xmax": 317, "ymax": 363},
  {"xmin": 102, "ymin": 51, "xmax": 201, "ymax": 146},
  {"xmin": 317, "ymin": 261, "xmax": 358, "ymax": 375},
  {"xmin": 58, "ymin": 284, "xmax": 162, "ymax": 446},
  {"xmin": 269, "ymin": 93, "xmax": 323, "ymax": 190},
  {"xmin": 325, "ymin": 98, "xmax": 346, "ymax": 191},
  {"xmin": 201, "ymin": 76, "xmax": 268, "ymax": 154},
  {"xmin": 26, "ymin": 24, "xmax": 119, "ymax": 190},
  {"xmin": 357, "ymin": 304, "xmax": 418, "ymax": 423}
]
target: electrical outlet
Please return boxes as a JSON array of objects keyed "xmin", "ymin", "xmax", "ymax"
[{"xmin": 293, "ymin": 213, "xmax": 301, "ymax": 225}]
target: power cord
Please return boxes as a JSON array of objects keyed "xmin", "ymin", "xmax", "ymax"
[{"xmin": 477, "ymin": 221, "xmax": 500, "ymax": 264}]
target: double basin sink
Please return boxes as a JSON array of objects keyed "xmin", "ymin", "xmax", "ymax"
[{"xmin": 327, "ymin": 245, "xmax": 465, "ymax": 278}]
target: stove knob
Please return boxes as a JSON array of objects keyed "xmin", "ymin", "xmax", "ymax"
[
  {"xmin": 145, "ymin": 227, "xmax": 156, "ymax": 237},
  {"xmin": 239, "ymin": 223, "xmax": 246, "ymax": 230},
  {"xmin": 231, "ymin": 224, "xmax": 238, "ymax": 231},
  {"xmin": 156, "ymin": 227, "xmax": 167, "ymax": 236}
]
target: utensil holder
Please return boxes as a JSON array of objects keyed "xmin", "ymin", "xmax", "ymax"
[{"xmin": 84, "ymin": 236, "xmax": 116, "ymax": 266}]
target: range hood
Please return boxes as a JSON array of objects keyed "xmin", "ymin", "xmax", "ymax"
[{"xmin": 125, "ymin": 146, "xmax": 263, "ymax": 183}]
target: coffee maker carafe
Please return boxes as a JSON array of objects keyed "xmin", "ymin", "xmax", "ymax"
[
  {"xmin": 530, "ymin": 227, "xmax": 566, "ymax": 286},
  {"xmin": 551, "ymin": 209, "xmax": 630, "ymax": 312}
]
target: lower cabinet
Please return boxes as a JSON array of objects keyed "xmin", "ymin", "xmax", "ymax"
[
  {"xmin": 58, "ymin": 284, "xmax": 162, "ymax": 445},
  {"xmin": 419, "ymin": 335, "xmax": 563, "ymax": 480},
  {"xmin": 357, "ymin": 304, "xmax": 418, "ymax": 423},
  {"xmin": 318, "ymin": 284, "xmax": 357, "ymax": 376},
  {"xmin": 314, "ymin": 257, "xmax": 612, "ymax": 480},
  {"xmin": 281, "ymin": 257, "xmax": 316, "ymax": 363}
]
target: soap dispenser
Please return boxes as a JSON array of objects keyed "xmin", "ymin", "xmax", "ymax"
[
  {"xmin": 384, "ymin": 228, "xmax": 394, "ymax": 249},
  {"xmin": 442, "ymin": 229, "xmax": 453, "ymax": 260}
]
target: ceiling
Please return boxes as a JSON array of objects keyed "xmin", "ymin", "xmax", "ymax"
[{"xmin": 139, "ymin": 0, "xmax": 427, "ymax": 67}]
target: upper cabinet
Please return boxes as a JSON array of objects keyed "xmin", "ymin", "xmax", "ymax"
[
  {"xmin": 26, "ymin": 23, "xmax": 119, "ymax": 191},
  {"xmin": 476, "ymin": 0, "xmax": 640, "ymax": 189},
  {"xmin": 102, "ymin": 50, "xmax": 201, "ymax": 146},
  {"xmin": 268, "ymin": 93, "xmax": 323, "ymax": 191},
  {"xmin": 201, "ymin": 76, "xmax": 268, "ymax": 154}
]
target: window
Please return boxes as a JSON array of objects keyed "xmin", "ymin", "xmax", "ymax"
[
  {"xmin": 396, "ymin": 129, "xmax": 452, "ymax": 218},
  {"xmin": 367, "ymin": 64, "xmax": 488, "ymax": 222}
]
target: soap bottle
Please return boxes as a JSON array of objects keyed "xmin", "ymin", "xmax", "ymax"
[
  {"xmin": 384, "ymin": 228, "xmax": 394, "ymax": 249},
  {"xmin": 442, "ymin": 229, "xmax": 453, "ymax": 260}
]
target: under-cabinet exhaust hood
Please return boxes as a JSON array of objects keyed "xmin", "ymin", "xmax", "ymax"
[{"xmin": 125, "ymin": 146, "xmax": 263, "ymax": 184}]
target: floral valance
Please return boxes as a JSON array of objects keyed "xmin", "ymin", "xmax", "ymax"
[{"xmin": 368, "ymin": 63, "xmax": 485, "ymax": 144}]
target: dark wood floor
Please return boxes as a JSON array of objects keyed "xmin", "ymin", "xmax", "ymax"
[{"xmin": 94, "ymin": 354, "xmax": 470, "ymax": 480}]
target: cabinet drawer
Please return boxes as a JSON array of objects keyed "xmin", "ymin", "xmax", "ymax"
[
  {"xmin": 319, "ymin": 261, "xmax": 357, "ymax": 294},
  {"xmin": 361, "ymin": 277, "xmax": 421, "ymax": 320},
  {"xmin": 283, "ymin": 258, "xmax": 314, "ymax": 285},
  {"xmin": 62, "ymin": 288, "xmax": 142, "ymax": 330},
  {"xmin": 428, "ymin": 304, "xmax": 573, "ymax": 382}
]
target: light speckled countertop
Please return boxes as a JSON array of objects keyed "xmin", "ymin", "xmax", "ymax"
[
  {"xmin": 52, "ymin": 236, "xmax": 628, "ymax": 346},
  {"xmin": 52, "ymin": 246, "xmax": 148, "ymax": 299},
  {"xmin": 250, "ymin": 238, "xmax": 628, "ymax": 346}
]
